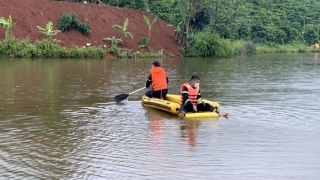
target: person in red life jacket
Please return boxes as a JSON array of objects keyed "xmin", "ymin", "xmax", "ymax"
[
  {"xmin": 179, "ymin": 75, "xmax": 228, "ymax": 118},
  {"xmin": 145, "ymin": 61, "xmax": 169, "ymax": 99}
]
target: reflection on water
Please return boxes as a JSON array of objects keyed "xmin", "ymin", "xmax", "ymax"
[
  {"xmin": 179, "ymin": 119, "xmax": 199, "ymax": 147},
  {"xmin": 0, "ymin": 55, "xmax": 320, "ymax": 180}
]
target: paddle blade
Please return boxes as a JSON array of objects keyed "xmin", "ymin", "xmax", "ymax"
[{"xmin": 114, "ymin": 93, "xmax": 129, "ymax": 102}]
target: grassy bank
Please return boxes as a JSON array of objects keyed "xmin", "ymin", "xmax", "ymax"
[
  {"xmin": 233, "ymin": 40, "xmax": 317, "ymax": 55},
  {"xmin": 0, "ymin": 35, "xmax": 316, "ymax": 59},
  {"xmin": 0, "ymin": 35, "xmax": 167, "ymax": 59}
]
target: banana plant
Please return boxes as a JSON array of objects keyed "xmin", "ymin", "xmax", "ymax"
[
  {"xmin": 0, "ymin": 15, "xmax": 15, "ymax": 36},
  {"xmin": 112, "ymin": 18, "xmax": 133, "ymax": 45},
  {"xmin": 103, "ymin": 36, "xmax": 122, "ymax": 47},
  {"xmin": 143, "ymin": 15, "xmax": 158, "ymax": 44},
  {"xmin": 37, "ymin": 21, "xmax": 61, "ymax": 37}
]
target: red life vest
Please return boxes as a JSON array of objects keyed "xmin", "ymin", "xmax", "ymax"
[
  {"xmin": 150, "ymin": 67, "xmax": 168, "ymax": 91},
  {"xmin": 180, "ymin": 83, "xmax": 199, "ymax": 105}
]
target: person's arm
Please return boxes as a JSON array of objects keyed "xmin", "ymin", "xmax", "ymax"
[
  {"xmin": 164, "ymin": 71, "xmax": 169, "ymax": 85},
  {"xmin": 196, "ymin": 89, "xmax": 201, "ymax": 100},
  {"xmin": 181, "ymin": 86, "xmax": 193, "ymax": 106},
  {"xmin": 146, "ymin": 74, "xmax": 152, "ymax": 88},
  {"xmin": 196, "ymin": 89, "xmax": 204, "ymax": 104}
]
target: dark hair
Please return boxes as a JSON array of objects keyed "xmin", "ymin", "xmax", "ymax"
[
  {"xmin": 152, "ymin": 61, "xmax": 161, "ymax": 67},
  {"xmin": 191, "ymin": 75, "xmax": 200, "ymax": 81}
]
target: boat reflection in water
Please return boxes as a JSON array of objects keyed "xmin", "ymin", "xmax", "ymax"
[{"xmin": 145, "ymin": 107, "xmax": 220, "ymax": 150}]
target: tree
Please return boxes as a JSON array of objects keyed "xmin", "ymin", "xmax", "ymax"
[
  {"xmin": 206, "ymin": 0, "xmax": 247, "ymax": 37},
  {"xmin": 304, "ymin": 24, "xmax": 319, "ymax": 45},
  {"xmin": 176, "ymin": 0, "xmax": 204, "ymax": 52}
]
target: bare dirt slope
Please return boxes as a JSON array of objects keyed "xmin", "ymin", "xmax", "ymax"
[{"xmin": 0, "ymin": 0, "xmax": 182, "ymax": 57}]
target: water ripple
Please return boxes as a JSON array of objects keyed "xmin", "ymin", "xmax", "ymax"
[{"xmin": 1, "ymin": 56, "xmax": 320, "ymax": 180}]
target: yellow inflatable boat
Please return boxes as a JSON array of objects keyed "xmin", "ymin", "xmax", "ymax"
[{"xmin": 142, "ymin": 94, "xmax": 221, "ymax": 118}]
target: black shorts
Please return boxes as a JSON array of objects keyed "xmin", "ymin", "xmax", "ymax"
[{"xmin": 145, "ymin": 89, "xmax": 168, "ymax": 99}]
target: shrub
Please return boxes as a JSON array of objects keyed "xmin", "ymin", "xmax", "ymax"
[
  {"xmin": 34, "ymin": 38, "xmax": 62, "ymax": 57},
  {"xmin": 77, "ymin": 23, "xmax": 91, "ymax": 36},
  {"xmin": 57, "ymin": 12, "xmax": 90, "ymax": 36},
  {"xmin": 190, "ymin": 32, "xmax": 234, "ymax": 57},
  {"xmin": 0, "ymin": 41, "xmax": 3, "ymax": 55},
  {"xmin": 1, "ymin": 35, "xmax": 20, "ymax": 57},
  {"xmin": 108, "ymin": 45, "xmax": 120, "ymax": 57},
  {"xmin": 0, "ymin": 32, "xmax": 104, "ymax": 58},
  {"xmin": 242, "ymin": 42, "xmax": 256, "ymax": 55},
  {"xmin": 70, "ymin": 46, "xmax": 84, "ymax": 58},
  {"xmin": 84, "ymin": 47, "xmax": 105, "ymax": 58},
  {"xmin": 57, "ymin": 12, "xmax": 79, "ymax": 32},
  {"xmin": 138, "ymin": 36, "xmax": 149, "ymax": 48},
  {"xmin": 0, "ymin": 36, "xmax": 43, "ymax": 58},
  {"xmin": 16, "ymin": 43, "xmax": 42, "ymax": 58}
]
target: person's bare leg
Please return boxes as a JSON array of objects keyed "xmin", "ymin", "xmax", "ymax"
[{"xmin": 219, "ymin": 113, "xmax": 228, "ymax": 117}]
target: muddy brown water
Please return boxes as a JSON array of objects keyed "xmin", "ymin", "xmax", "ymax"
[{"xmin": 0, "ymin": 54, "xmax": 319, "ymax": 180}]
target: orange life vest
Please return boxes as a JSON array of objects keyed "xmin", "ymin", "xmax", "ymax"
[
  {"xmin": 150, "ymin": 67, "xmax": 168, "ymax": 91},
  {"xmin": 180, "ymin": 83, "xmax": 199, "ymax": 105}
]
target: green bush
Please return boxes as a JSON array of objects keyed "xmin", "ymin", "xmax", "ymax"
[
  {"xmin": 0, "ymin": 33, "xmax": 106, "ymax": 58},
  {"xmin": 57, "ymin": 12, "xmax": 90, "ymax": 36},
  {"xmin": 77, "ymin": 23, "xmax": 91, "ymax": 36},
  {"xmin": 108, "ymin": 45, "xmax": 121, "ymax": 57},
  {"xmin": 57, "ymin": 12, "xmax": 79, "ymax": 32},
  {"xmin": 56, "ymin": 47, "xmax": 72, "ymax": 58},
  {"xmin": 88, "ymin": 47, "xmax": 105, "ymax": 58},
  {"xmin": 0, "ymin": 41, "xmax": 4, "ymax": 55},
  {"xmin": 236, "ymin": 41, "xmax": 256, "ymax": 55},
  {"xmin": 190, "ymin": 32, "xmax": 234, "ymax": 57},
  {"xmin": 138, "ymin": 36, "xmax": 149, "ymax": 48},
  {"xmin": 16, "ymin": 44, "xmax": 41, "ymax": 58},
  {"xmin": 243, "ymin": 42, "xmax": 256, "ymax": 55},
  {"xmin": 1, "ymin": 35, "xmax": 20, "ymax": 57},
  {"xmin": 0, "ymin": 36, "xmax": 43, "ymax": 58},
  {"xmin": 70, "ymin": 46, "xmax": 84, "ymax": 58},
  {"xmin": 34, "ymin": 38, "xmax": 62, "ymax": 57}
]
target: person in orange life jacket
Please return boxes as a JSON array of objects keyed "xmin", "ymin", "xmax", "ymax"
[
  {"xmin": 145, "ymin": 61, "xmax": 169, "ymax": 99},
  {"xmin": 179, "ymin": 75, "xmax": 228, "ymax": 118}
]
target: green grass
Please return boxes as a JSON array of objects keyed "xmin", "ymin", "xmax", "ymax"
[
  {"xmin": 0, "ymin": 35, "xmax": 169, "ymax": 59},
  {"xmin": 230, "ymin": 40, "xmax": 315, "ymax": 55}
]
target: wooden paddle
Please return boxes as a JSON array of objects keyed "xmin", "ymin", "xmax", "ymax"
[{"xmin": 114, "ymin": 87, "xmax": 146, "ymax": 102}]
